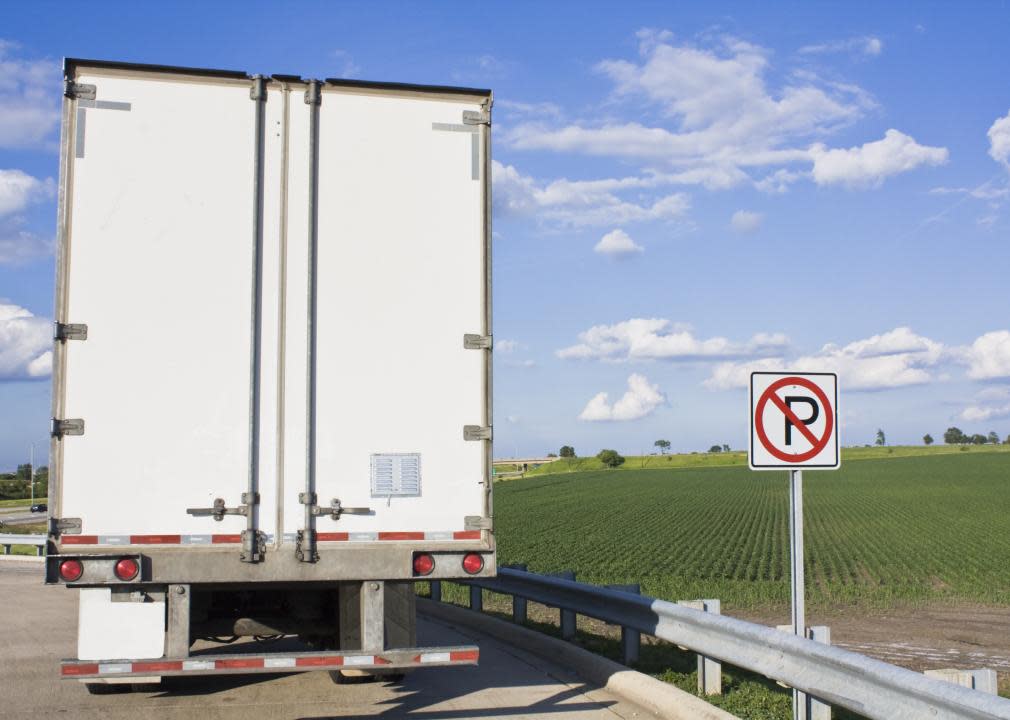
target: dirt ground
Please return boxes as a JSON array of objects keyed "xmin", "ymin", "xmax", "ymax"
[{"xmin": 737, "ymin": 604, "xmax": 1010, "ymax": 675}]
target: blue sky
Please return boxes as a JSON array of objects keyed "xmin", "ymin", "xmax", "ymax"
[{"xmin": 2, "ymin": 1, "xmax": 1010, "ymax": 467}]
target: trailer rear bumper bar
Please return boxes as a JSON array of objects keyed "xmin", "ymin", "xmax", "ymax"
[{"xmin": 61, "ymin": 645, "xmax": 479, "ymax": 679}]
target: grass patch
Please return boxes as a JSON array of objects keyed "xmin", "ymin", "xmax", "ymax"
[{"xmin": 0, "ymin": 497, "xmax": 47, "ymax": 508}]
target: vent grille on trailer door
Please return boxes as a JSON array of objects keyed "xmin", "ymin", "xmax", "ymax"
[{"xmin": 370, "ymin": 453, "xmax": 422, "ymax": 497}]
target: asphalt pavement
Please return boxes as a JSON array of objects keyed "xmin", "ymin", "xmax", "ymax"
[{"xmin": 0, "ymin": 559, "xmax": 655, "ymax": 719}]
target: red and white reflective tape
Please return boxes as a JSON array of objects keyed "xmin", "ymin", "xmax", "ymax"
[
  {"xmin": 60, "ymin": 530, "xmax": 482, "ymax": 546},
  {"xmin": 61, "ymin": 648, "xmax": 479, "ymax": 678}
]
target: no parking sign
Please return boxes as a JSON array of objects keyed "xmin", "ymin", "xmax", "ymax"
[{"xmin": 749, "ymin": 372, "xmax": 839, "ymax": 470}]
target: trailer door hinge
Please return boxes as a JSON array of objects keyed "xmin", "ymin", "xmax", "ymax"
[
  {"xmin": 53, "ymin": 517, "xmax": 82, "ymax": 535},
  {"xmin": 54, "ymin": 322, "xmax": 88, "ymax": 342},
  {"xmin": 463, "ymin": 333, "xmax": 492, "ymax": 350},
  {"xmin": 463, "ymin": 425, "xmax": 492, "ymax": 441},
  {"xmin": 462, "ymin": 110, "xmax": 490, "ymax": 126},
  {"xmin": 51, "ymin": 418, "xmax": 85, "ymax": 438},
  {"xmin": 65, "ymin": 81, "xmax": 96, "ymax": 100},
  {"xmin": 464, "ymin": 515, "xmax": 492, "ymax": 531}
]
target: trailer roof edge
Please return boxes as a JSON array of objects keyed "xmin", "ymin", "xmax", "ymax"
[
  {"xmin": 64, "ymin": 58, "xmax": 251, "ymax": 81},
  {"xmin": 324, "ymin": 77, "xmax": 491, "ymax": 98}
]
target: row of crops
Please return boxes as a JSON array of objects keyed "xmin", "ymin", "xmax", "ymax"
[{"xmin": 492, "ymin": 452, "xmax": 1010, "ymax": 610}]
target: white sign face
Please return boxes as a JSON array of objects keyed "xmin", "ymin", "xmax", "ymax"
[{"xmin": 749, "ymin": 372, "xmax": 839, "ymax": 470}]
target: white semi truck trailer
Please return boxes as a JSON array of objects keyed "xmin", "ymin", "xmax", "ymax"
[{"xmin": 46, "ymin": 59, "xmax": 495, "ymax": 689}]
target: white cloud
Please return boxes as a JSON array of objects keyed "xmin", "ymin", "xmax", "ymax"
[
  {"xmin": 503, "ymin": 32, "xmax": 944, "ymax": 192},
  {"xmin": 496, "ymin": 99, "xmax": 562, "ymax": 119},
  {"xmin": 579, "ymin": 373, "xmax": 665, "ymax": 421},
  {"xmin": 0, "ymin": 41, "xmax": 60, "ymax": 149},
  {"xmin": 704, "ymin": 327, "xmax": 945, "ymax": 391},
  {"xmin": 0, "ymin": 227, "xmax": 52, "ymax": 265},
  {"xmin": 959, "ymin": 403, "xmax": 1010, "ymax": 423},
  {"xmin": 0, "ymin": 169, "xmax": 52, "ymax": 217},
  {"xmin": 330, "ymin": 49, "xmax": 360, "ymax": 78},
  {"xmin": 0, "ymin": 168, "xmax": 55, "ymax": 265},
  {"xmin": 0, "ymin": 302, "xmax": 51, "ymax": 380},
  {"xmin": 962, "ymin": 331, "xmax": 1010, "ymax": 380},
  {"xmin": 557, "ymin": 318, "xmax": 788, "ymax": 362},
  {"xmin": 594, "ymin": 229, "xmax": 643, "ymax": 256},
  {"xmin": 799, "ymin": 36, "xmax": 883, "ymax": 57},
  {"xmin": 493, "ymin": 160, "xmax": 690, "ymax": 228},
  {"xmin": 730, "ymin": 210, "xmax": 763, "ymax": 233},
  {"xmin": 989, "ymin": 109, "xmax": 1010, "ymax": 169},
  {"xmin": 809, "ymin": 130, "xmax": 948, "ymax": 187},
  {"xmin": 496, "ymin": 339, "xmax": 520, "ymax": 353}
]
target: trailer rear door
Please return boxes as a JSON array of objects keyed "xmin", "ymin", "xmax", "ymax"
[{"xmin": 53, "ymin": 68, "xmax": 277, "ymax": 544}]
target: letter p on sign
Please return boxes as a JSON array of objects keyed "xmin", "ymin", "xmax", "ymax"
[{"xmin": 749, "ymin": 372, "xmax": 839, "ymax": 470}]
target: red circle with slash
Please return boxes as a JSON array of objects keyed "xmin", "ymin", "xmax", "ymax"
[{"xmin": 754, "ymin": 376, "xmax": 834, "ymax": 463}]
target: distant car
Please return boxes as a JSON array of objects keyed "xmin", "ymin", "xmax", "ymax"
[{"xmin": 30, "ymin": 503, "xmax": 47, "ymax": 513}]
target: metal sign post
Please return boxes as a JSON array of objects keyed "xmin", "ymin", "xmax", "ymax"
[
  {"xmin": 789, "ymin": 468, "xmax": 806, "ymax": 719},
  {"xmin": 749, "ymin": 372, "xmax": 839, "ymax": 720}
]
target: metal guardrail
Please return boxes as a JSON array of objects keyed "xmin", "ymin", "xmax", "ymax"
[
  {"xmin": 0, "ymin": 534, "xmax": 45, "ymax": 556},
  {"xmin": 457, "ymin": 568, "xmax": 1010, "ymax": 720}
]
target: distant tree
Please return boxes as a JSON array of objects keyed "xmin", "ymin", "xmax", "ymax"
[
  {"xmin": 722, "ymin": 444, "xmax": 731, "ymax": 453},
  {"xmin": 970, "ymin": 433, "xmax": 987, "ymax": 445},
  {"xmin": 875, "ymin": 429, "xmax": 886, "ymax": 446},
  {"xmin": 988, "ymin": 431, "xmax": 1000, "ymax": 445},
  {"xmin": 923, "ymin": 434, "xmax": 934, "ymax": 446},
  {"xmin": 16, "ymin": 463, "xmax": 31, "ymax": 481},
  {"xmin": 596, "ymin": 449, "xmax": 625, "ymax": 468},
  {"xmin": 708, "ymin": 444, "xmax": 723, "ymax": 453},
  {"xmin": 944, "ymin": 427, "xmax": 966, "ymax": 445},
  {"xmin": 654, "ymin": 439, "xmax": 671, "ymax": 454},
  {"xmin": 546, "ymin": 453, "xmax": 557, "ymax": 458},
  {"xmin": 1005, "ymin": 434, "xmax": 1010, "ymax": 445},
  {"xmin": 559, "ymin": 446, "xmax": 576, "ymax": 458}
]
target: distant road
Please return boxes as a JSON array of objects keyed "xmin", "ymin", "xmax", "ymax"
[
  {"xmin": 0, "ymin": 561, "xmax": 650, "ymax": 720},
  {"xmin": 0, "ymin": 510, "xmax": 40, "ymax": 526}
]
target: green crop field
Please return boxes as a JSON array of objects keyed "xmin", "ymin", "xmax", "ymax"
[{"xmin": 493, "ymin": 451, "xmax": 1010, "ymax": 611}]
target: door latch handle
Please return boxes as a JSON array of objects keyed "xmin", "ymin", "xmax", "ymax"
[
  {"xmin": 300, "ymin": 495, "xmax": 372, "ymax": 520},
  {"xmin": 187, "ymin": 495, "xmax": 256, "ymax": 522}
]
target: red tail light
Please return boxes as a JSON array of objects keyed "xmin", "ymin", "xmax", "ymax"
[
  {"xmin": 59, "ymin": 559, "xmax": 83, "ymax": 582},
  {"xmin": 462, "ymin": 553, "xmax": 484, "ymax": 575},
  {"xmin": 114, "ymin": 557, "xmax": 139, "ymax": 581},
  {"xmin": 412, "ymin": 553, "xmax": 435, "ymax": 576}
]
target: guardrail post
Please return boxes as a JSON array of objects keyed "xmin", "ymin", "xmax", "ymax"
[
  {"xmin": 430, "ymin": 580, "xmax": 441, "ymax": 603},
  {"xmin": 925, "ymin": 668, "xmax": 998, "ymax": 694},
  {"xmin": 777, "ymin": 624, "xmax": 832, "ymax": 718},
  {"xmin": 552, "ymin": 571, "xmax": 577, "ymax": 640},
  {"xmin": 36, "ymin": 545, "xmax": 44, "ymax": 557},
  {"xmin": 510, "ymin": 564, "xmax": 528, "ymax": 624},
  {"xmin": 679, "ymin": 599, "xmax": 723, "ymax": 695},
  {"xmin": 607, "ymin": 583, "xmax": 641, "ymax": 665},
  {"xmin": 469, "ymin": 585, "xmax": 482, "ymax": 612},
  {"xmin": 807, "ymin": 626, "xmax": 831, "ymax": 719},
  {"xmin": 2, "ymin": 544, "xmax": 10, "ymax": 555}
]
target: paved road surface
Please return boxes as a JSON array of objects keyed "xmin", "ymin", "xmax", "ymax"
[
  {"xmin": 0, "ymin": 508, "xmax": 40, "ymax": 525},
  {"xmin": 0, "ymin": 560, "xmax": 654, "ymax": 719}
]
